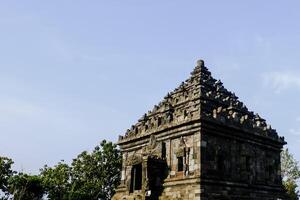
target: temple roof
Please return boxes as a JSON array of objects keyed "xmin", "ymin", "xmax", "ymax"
[{"xmin": 118, "ymin": 60, "xmax": 285, "ymax": 144}]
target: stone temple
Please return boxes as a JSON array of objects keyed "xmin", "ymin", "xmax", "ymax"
[{"xmin": 112, "ymin": 60, "xmax": 288, "ymax": 200}]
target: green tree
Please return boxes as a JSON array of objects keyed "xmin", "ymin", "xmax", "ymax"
[
  {"xmin": 283, "ymin": 181, "xmax": 299, "ymax": 200},
  {"xmin": 39, "ymin": 140, "xmax": 121, "ymax": 200},
  {"xmin": 8, "ymin": 173, "xmax": 44, "ymax": 200},
  {"xmin": 69, "ymin": 140, "xmax": 121, "ymax": 200},
  {"xmin": 0, "ymin": 140, "xmax": 121, "ymax": 200},
  {"xmin": 0, "ymin": 156, "xmax": 15, "ymax": 199},
  {"xmin": 40, "ymin": 161, "xmax": 71, "ymax": 200},
  {"xmin": 281, "ymin": 148, "xmax": 300, "ymax": 200}
]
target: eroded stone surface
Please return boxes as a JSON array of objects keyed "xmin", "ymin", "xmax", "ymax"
[{"xmin": 112, "ymin": 60, "xmax": 288, "ymax": 200}]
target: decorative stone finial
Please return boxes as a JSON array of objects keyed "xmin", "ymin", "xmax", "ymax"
[{"xmin": 196, "ymin": 59, "xmax": 205, "ymax": 67}]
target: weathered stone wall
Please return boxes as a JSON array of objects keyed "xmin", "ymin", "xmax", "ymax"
[
  {"xmin": 200, "ymin": 121, "xmax": 288, "ymax": 200},
  {"xmin": 113, "ymin": 124, "xmax": 201, "ymax": 200},
  {"xmin": 112, "ymin": 61, "xmax": 288, "ymax": 200},
  {"xmin": 200, "ymin": 182, "xmax": 287, "ymax": 200},
  {"xmin": 160, "ymin": 178, "xmax": 200, "ymax": 200},
  {"xmin": 168, "ymin": 133, "xmax": 200, "ymax": 178}
]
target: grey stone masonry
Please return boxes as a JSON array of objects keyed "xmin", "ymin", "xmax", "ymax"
[{"xmin": 112, "ymin": 59, "xmax": 289, "ymax": 200}]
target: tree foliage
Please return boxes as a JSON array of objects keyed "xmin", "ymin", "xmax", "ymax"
[
  {"xmin": 0, "ymin": 157, "xmax": 14, "ymax": 195},
  {"xmin": 0, "ymin": 140, "xmax": 121, "ymax": 200},
  {"xmin": 7, "ymin": 173, "xmax": 44, "ymax": 200},
  {"xmin": 281, "ymin": 148, "xmax": 300, "ymax": 200},
  {"xmin": 40, "ymin": 162, "xmax": 72, "ymax": 200},
  {"xmin": 40, "ymin": 140, "xmax": 121, "ymax": 200},
  {"xmin": 69, "ymin": 140, "xmax": 122, "ymax": 200},
  {"xmin": 283, "ymin": 181, "xmax": 300, "ymax": 200}
]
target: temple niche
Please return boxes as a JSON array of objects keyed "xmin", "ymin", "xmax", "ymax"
[{"xmin": 112, "ymin": 60, "xmax": 289, "ymax": 200}]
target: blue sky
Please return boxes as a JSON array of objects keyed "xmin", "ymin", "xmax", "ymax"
[{"xmin": 0, "ymin": 1, "xmax": 299, "ymax": 174}]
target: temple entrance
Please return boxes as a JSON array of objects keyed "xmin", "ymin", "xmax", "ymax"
[
  {"xmin": 130, "ymin": 163, "xmax": 142, "ymax": 193},
  {"xmin": 145, "ymin": 157, "xmax": 168, "ymax": 200}
]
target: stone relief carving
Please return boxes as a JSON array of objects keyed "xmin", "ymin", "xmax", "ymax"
[
  {"xmin": 113, "ymin": 60, "xmax": 287, "ymax": 200},
  {"xmin": 126, "ymin": 153, "xmax": 143, "ymax": 166},
  {"xmin": 118, "ymin": 66, "xmax": 201, "ymax": 142},
  {"xmin": 175, "ymin": 137, "xmax": 186, "ymax": 158},
  {"xmin": 199, "ymin": 64, "xmax": 283, "ymax": 142},
  {"xmin": 119, "ymin": 60, "xmax": 284, "ymax": 143},
  {"xmin": 142, "ymin": 134, "xmax": 160, "ymax": 158}
]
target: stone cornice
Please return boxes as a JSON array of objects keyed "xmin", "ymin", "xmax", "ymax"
[{"xmin": 117, "ymin": 59, "xmax": 286, "ymax": 147}]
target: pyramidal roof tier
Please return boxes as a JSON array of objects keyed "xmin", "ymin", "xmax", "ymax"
[{"xmin": 118, "ymin": 60, "xmax": 285, "ymax": 144}]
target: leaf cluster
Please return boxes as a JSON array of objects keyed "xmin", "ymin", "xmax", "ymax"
[
  {"xmin": 0, "ymin": 157, "xmax": 15, "ymax": 194},
  {"xmin": 7, "ymin": 173, "xmax": 44, "ymax": 200},
  {"xmin": 0, "ymin": 140, "xmax": 121, "ymax": 200},
  {"xmin": 281, "ymin": 148, "xmax": 300, "ymax": 200}
]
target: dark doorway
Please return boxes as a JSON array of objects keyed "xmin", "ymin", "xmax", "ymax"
[
  {"xmin": 161, "ymin": 142, "xmax": 166, "ymax": 159},
  {"xmin": 177, "ymin": 156, "xmax": 184, "ymax": 172},
  {"xmin": 130, "ymin": 163, "xmax": 142, "ymax": 193},
  {"xmin": 146, "ymin": 157, "xmax": 168, "ymax": 200}
]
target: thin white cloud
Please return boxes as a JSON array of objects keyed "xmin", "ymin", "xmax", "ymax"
[
  {"xmin": 0, "ymin": 98, "xmax": 44, "ymax": 121},
  {"xmin": 297, "ymin": 117, "xmax": 300, "ymax": 122},
  {"xmin": 262, "ymin": 71, "xmax": 300, "ymax": 93},
  {"xmin": 289, "ymin": 128, "xmax": 300, "ymax": 136}
]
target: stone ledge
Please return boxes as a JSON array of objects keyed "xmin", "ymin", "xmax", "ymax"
[
  {"xmin": 163, "ymin": 176, "xmax": 200, "ymax": 187},
  {"xmin": 119, "ymin": 120, "xmax": 201, "ymax": 151},
  {"xmin": 201, "ymin": 178, "xmax": 285, "ymax": 191}
]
